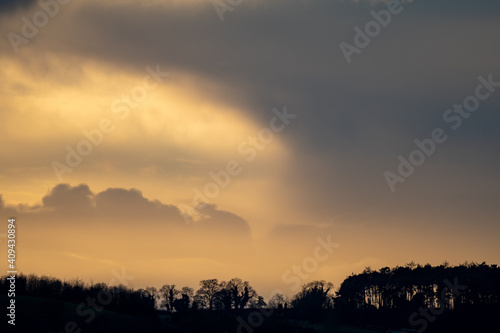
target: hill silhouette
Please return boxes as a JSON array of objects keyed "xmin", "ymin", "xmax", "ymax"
[{"xmin": 1, "ymin": 262, "xmax": 499, "ymax": 332}]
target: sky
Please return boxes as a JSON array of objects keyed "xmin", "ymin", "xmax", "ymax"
[{"xmin": 0, "ymin": 0, "xmax": 499, "ymax": 299}]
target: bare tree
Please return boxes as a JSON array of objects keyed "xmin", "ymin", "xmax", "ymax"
[
  {"xmin": 268, "ymin": 293, "xmax": 289, "ymax": 309},
  {"xmin": 196, "ymin": 279, "xmax": 220, "ymax": 310},
  {"xmin": 160, "ymin": 284, "xmax": 179, "ymax": 312}
]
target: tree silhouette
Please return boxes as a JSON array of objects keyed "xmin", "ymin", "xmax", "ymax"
[
  {"xmin": 268, "ymin": 293, "xmax": 289, "ymax": 310},
  {"xmin": 226, "ymin": 277, "xmax": 257, "ymax": 310},
  {"xmin": 1, "ymin": 263, "xmax": 498, "ymax": 332},
  {"xmin": 195, "ymin": 279, "xmax": 220, "ymax": 310},
  {"xmin": 159, "ymin": 284, "xmax": 179, "ymax": 312},
  {"xmin": 292, "ymin": 280, "xmax": 334, "ymax": 311}
]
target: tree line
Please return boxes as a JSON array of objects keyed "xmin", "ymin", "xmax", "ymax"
[
  {"xmin": 335, "ymin": 261, "xmax": 500, "ymax": 331},
  {"xmin": 337, "ymin": 261, "xmax": 500, "ymax": 311},
  {"xmin": 0, "ymin": 273, "xmax": 339, "ymax": 319},
  {"xmin": 148, "ymin": 278, "xmax": 266, "ymax": 312},
  {"xmin": 1, "ymin": 262, "xmax": 499, "ymax": 332}
]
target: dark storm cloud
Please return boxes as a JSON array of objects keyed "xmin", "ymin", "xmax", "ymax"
[
  {"xmin": 1, "ymin": 0, "xmax": 499, "ymax": 230},
  {"xmin": 9, "ymin": 0, "xmax": 496, "ymax": 154},
  {"xmin": 62, "ymin": 0, "xmax": 496, "ymax": 227},
  {"xmin": 0, "ymin": 0, "xmax": 36, "ymax": 12}
]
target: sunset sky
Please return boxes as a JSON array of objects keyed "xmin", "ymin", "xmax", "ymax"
[{"xmin": 1, "ymin": 0, "xmax": 499, "ymax": 299}]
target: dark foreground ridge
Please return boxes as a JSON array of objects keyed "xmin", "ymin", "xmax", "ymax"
[{"xmin": 1, "ymin": 262, "xmax": 499, "ymax": 332}]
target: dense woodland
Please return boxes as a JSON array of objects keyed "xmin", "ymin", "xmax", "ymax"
[{"xmin": 2, "ymin": 262, "xmax": 499, "ymax": 332}]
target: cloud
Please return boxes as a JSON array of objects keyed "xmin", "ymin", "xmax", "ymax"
[
  {"xmin": 0, "ymin": 183, "xmax": 259, "ymax": 286},
  {"xmin": 2, "ymin": 0, "xmax": 499, "ymax": 173},
  {"xmin": 3, "ymin": 0, "xmax": 496, "ymax": 168},
  {"xmin": 1, "ymin": 184, "xmax": 252, "ymax": 235},
  {"xmin": 0, "ymin": 0, "xmax": 36, "ymax": 13},
  {"xmin": 0, "ymin": 0, "xmax": 498, "ymax": 233},
  {"xmin": 42, "ymin": 183, "xmax": 94, "ymax": 212},
  {"xmin": 95, "ymin": 187, "xmax": 184, "ymax": 222},
  {"xmin": 195, "ymin": 203, "xmax": 251, "ymax": 235}
]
